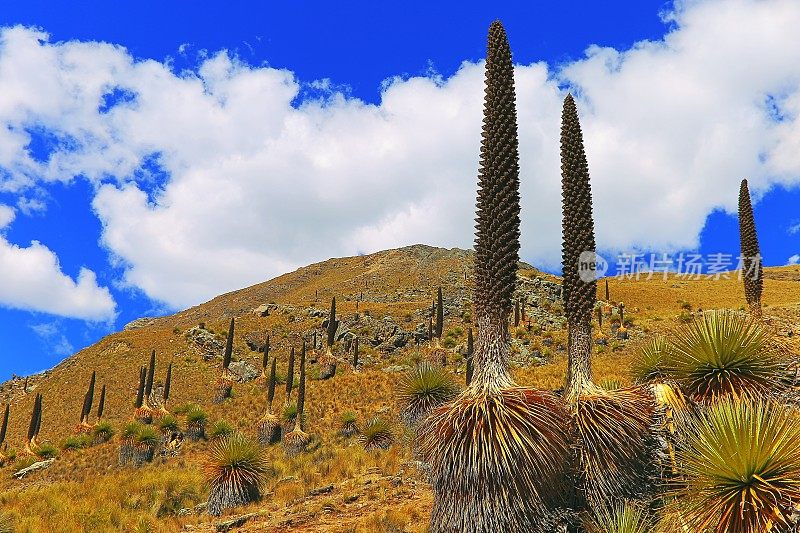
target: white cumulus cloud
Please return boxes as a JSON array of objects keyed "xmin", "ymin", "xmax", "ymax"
[{"xmin": 0, "ymin": 0, "xmax": 798, "ymax": 309}]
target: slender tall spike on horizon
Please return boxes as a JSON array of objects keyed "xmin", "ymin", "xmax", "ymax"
[
  {"xmin": 739, "ymin": 178, "xmax": 763, "ymax": 318},
  {"xmin": 327, "ymin": 297, "xmax": 337, "ymax": 347},
  {"xmin": 135, "ymin": 367, "xmax": 146, "ymax": 409},
  {"xmin": 163, "ymin": 363, "xmax": 173, "ymax": 405},
  {"xmin": 0, "ymin": 404, "xmax": 9, "ymax": 445},
  {"xmin": 80, "ymin": 371, "xmax": 97, "ymax": 425},
  {"xmin": 285, "ymin": 346, "xmax": 295, "ymax": 399}
]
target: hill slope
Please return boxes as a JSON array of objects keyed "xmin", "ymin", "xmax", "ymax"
[{"xmin": 2, "ymin": 246, "xmax": 800, "ymax": 532}]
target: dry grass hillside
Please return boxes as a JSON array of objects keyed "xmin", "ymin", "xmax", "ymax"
[{"xmin": 1, "ymin": 245, "xmax": 800, "ymax": 532}]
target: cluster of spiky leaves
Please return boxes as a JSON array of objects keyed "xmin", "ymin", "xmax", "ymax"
[
  {"xmin": 209, "ymin": 420, "xmax": 235, "ymax": 440},
  {"xmin": 339, "ymin": 411, "xmax": 359, "ymax": 438},
  {"xmin": 418, "ymin": 388, "xmax": 573, "ymax": 533},
  {"xmin": 669, "ymin": 398, "xmax": 800, "ymax": 532},
  {"xmin": 185, "ymin": 406, "xmax": 208, "ymax": 441},
  {"xmin": 574, "ymin": 388, "xmax": 657, "ymax": 508},
  {"xmin": 738, "ymin": 179, "xmax": 763, "ymax": 316},
  {"xmin": 398, "ymin": 363, "xmax": 459, "ymax": 425},
  {"xmin": 118, "ymin": 421, "xmax": 144, "ymax": 465},
  {"xmin": 360, "ymin": 417, "xmax": 394, "ymax": 451},
  {"xmin": 583, "ymin": 501, "xmax": 654, "ymax": 533},
  {"xmin": 204, "ymin": 433, "xmax": 269, "ymax": 516},
  {"xmin": 631, "ymin": 335, "xmax": 671, "ymax": 384},
  {"xmin": 665, "ymin": 310, "xmax": 783, "ymax": 403},
  {"xmin": 92, "ymin": 421, "xmax": 115, "ymax": 444},
  {"xmin": 472, "ymin": 20, "xmax": 521, "ymax": 325},
  {"xmin": 158, "ymin": 415, "xmax": 180, "ymax": 434},
  {"xmin": 560, "ymin": 93, "xmax": 597, "ymax": 327}
]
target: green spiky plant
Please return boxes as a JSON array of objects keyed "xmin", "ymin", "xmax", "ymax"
[
  {"xmin": 158, "ymin": 415, "xmax": 180, "ymax": 435},
  {"xmin": 738, "ymin": 179, "xmax": 763, "ymax": 319},
  {"xmin": 214, "ymin": 319, "xmax": 236, "ymax": 403},
  {"xmin": 583, "ymin": 501, "xmax": 654, "ymax": 533},
  {"xmin": 360, "ymin": 417, "xmax": 394, "ymax": 451},
  {"xmin": 398, "ymin": 363, "xmax": 459, "ymax": 425},
  {"xmin": 664, "ymin": 309, "xmax": 783, "ymax": 403},
  {"xmin": 559, "ymin": 93, "xmax": 657, "ymax": 512},
  {"xmin": 321, "ymin": 299, "xmax": 338, "ymax": 379},
  {"xmin": 339, "ymin": 411, "xmax": 359, "ymax": 438},
  {"xmin": 631, "ymin": 335, "xmax": 671, "ymax": 384},
  {"xmin": 92, "ymin": 420, "xmax": 115, "ymax": 444},
  {"xmin": 132, "ymin": 425, "xmax": 159, "ymax": 466},
  {"xmin": 258, "ymin": 357, "xmax": 281, "ymax": 445},
  {"xmin": 0, "ymin": 404, "xmax": 9, "ymax": 466},
  {"xmin": 668, "ymin": 398, "xmax": 800, "ymax": 531},
  {"xmin": 417, "ymin": 21, "xmax": 573, "ymax": 533},
  {"xmin": 78, "ymin": 370, "xmax": 96, "ymax": 432},
  {"xmin": 283, "ymin": 341, "xmax": 310, "ymax": 456},
  {"xmin": 186, "ymin": 406, "xmax": 208, "ymax": 442},
  {"xmin": 118, "ymin": 421, "xmax": 141, "ymax": 466},
  {"xmin": 204, "ymin": 433, "xmax": 269, "ymax": 516},
  {"xmin": 209, "ymin": 420, "xmax": 235, "ymax": 440}
]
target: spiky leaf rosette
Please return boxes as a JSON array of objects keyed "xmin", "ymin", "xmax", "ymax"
[
  {"xmin": 398, "ymin": 363, "xmax": 459, "ymax": 425},
  {"xmin": 435, "ymin": 287, "xmax": 444, "ymax": 338},
  {"xmin": 574, "ymin": 388, "xmax": 657, "ymax": 508},
  {"xmin": 360, "ymin": 417, "xmax": 394, "ymax": 451},
  {"xmin": 472, "ymin": 21, "xmax": 521, "ymax": 348},
  {"xmin": 631, "ymin": 335, "xmax": 671, "ymax": 384},
  {"xmin": 204, "ymin": 433, "xmax": 269, "ymax": 516},
  {"xmin": 668, "ymin": 398, "xmax": 800, "ymax": 532},
  {"xmin": 561, "ymin": 94, "xmax": 599, "ymax": 400},
  {"xmin": 738, "ymin": 179, "xmax": 763, "ymax": 318},
  {"xmin": 186, "ymin": 407, "xmax": 208, "ymax": 441},
  {"xmin": 665, "ymin": 310, "xmax": 783, "ymax": 403},
  {"xmin": 419, "ymin": 388, "xmax": 572, "ymax": 532},
  {"xmin": 583, "ymin": 500, "xmax": 654, "ymax": 533},
  {"xmin": 339, "ymin": 411, "xmax": 359, "ymax": 437},
  {"xmin": 92, "ymin": 421, "xmax": 115, "ymax": 444}
]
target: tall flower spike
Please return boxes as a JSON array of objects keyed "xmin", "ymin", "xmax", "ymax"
[
  {"xmin": 0, "ymin": 404, "xmax": 9, "ymax": 445},
  {"xmin": 223, "ymin": 319, "xmax": 234, "ymax": 370},
  {"xmin": 145, "ymin": 351, "xmax": 156, "ymax": 398},
  {"xmin": 739, "ymin": 179, "xmax": 763, "ymax": 318},
  {"xmin": 561, "ymin": 93, "xmax": 599, "ymax": 401},
  {"xmin": 135, "ymin": 367, "xmax": 146, "ymax": 409},
  {"xmin": 327, "ymin": 297, "xmax": 337, "ymax": 347},
  {"xmin": 80, "ymin": 371, "xmax": 96, "ymax": 426},
  {"xmin": 285, "ymin": 347, "xmax": 295, "ymax": 399},
  {"xmin": 470, "ymin": 19, "xmax": 521, "ymax": 389},
  {"xmin": 163, "ymin": 363, "xmax": 172, "ymax": 405},
  {"xmin": 97, "ymin": 384, "xmax": 106, "ymax": 419},
  {"xmin": 435, "ymin": 287, "xmax": 444, "ymax": 338}
]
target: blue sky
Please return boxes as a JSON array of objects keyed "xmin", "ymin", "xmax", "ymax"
[{"xmin": 0, "ymin": 0, "xmax": 798, "ymax": 380}]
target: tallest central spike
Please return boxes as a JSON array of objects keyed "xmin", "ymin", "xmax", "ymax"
[{"xmin": 471, "ymin": 19, "xmax": 521, "ymax": 388}]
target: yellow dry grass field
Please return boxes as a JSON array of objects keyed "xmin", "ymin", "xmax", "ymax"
[{"xmin": 1, "ymin": 245, "xmax": 799, "ymax": 532}]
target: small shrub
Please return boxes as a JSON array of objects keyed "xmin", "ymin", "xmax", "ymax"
[
  {"xmin": 92, "ymin": 421, "xmax": 115, "ymax": 443},
  {"xmin": 35, "ymin": 443, "xmax": 58, "ymax": 459},
  {"xmin": 398, "ymin": 363, "xmax": 459, "ymax": 425},
  {"xmin": 158, "ymin": 415, "xmax": 180, "ymax": 434},
  {"xmin": 62, "ymin": 434, "xmax": 92, "ymax": 451}
]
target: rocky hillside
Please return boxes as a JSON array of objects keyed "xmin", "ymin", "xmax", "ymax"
[{"xmin": 2, "ymin": 247, "xmax": 800, "ymax": 532}]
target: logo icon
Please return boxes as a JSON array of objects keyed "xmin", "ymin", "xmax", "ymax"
[{"xmin": 578, "ymin": 251, "xmax": 608, "ymax": 282}]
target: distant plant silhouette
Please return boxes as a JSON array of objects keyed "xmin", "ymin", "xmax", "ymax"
[{"xmin": 739, "ymin": 178, "xmax": 763, "ymax": 318}]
